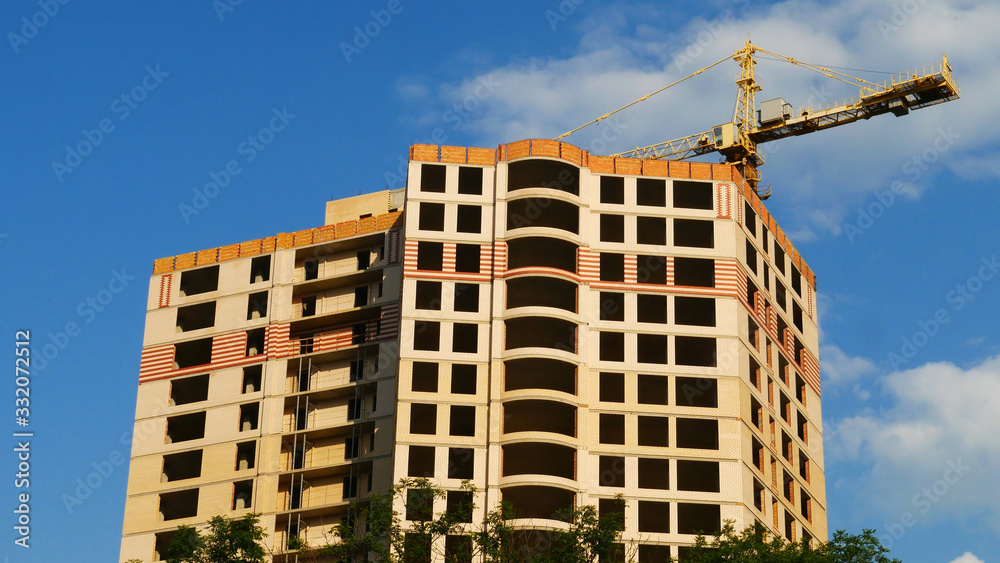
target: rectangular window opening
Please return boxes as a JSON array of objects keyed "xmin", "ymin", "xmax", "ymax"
[
  {"xmin": 599, "ymin": 455, "xmax": 625, "ymax": 487},
  {"xmin": 600, "ymin": 214, "xmax": 625, "ymax": 243},
  {"xmin": 600, "ymin": 292, "xmax": 625, "ymax": 322},
  {"xmin": 674, "ymin": 257, "xmax": 715, "ymax": 288},
  {"xmin": 454, "ymin": 283, "xmax": 480, "ymax": 312},
  {"xmin": 636, "ymin": 216, "xmax": 666, "ymax": 245},
  {"xmin": 455, "ymin": 244, "xmax": 481, "ymax": 273},
  {"xmin": 677, "ymin": 460, "xmax": 720, "ymax": 492},
  {"xmin": 421, "ymin": 164, "xmax": 446, "ymax": 192},
  {"xmin": 458, "ymin": 166, "xmax": 484, "ymax": 195},
  {"xmin": 456, "ymin": 205, "xmax": 482, "ymax": 233},
  {"xmin": 636, "ymin": 294, "xmax": 667, "ymax": 324},
  {"xmin": 417, "ymin": 241, "xmax": 444, "ymax": 271},
  {"xmin": 159, "ymin": 489, "xmax": 199, "ymax": 521},
  {"xmin": 250, "ymin": 255, "xmax": 271, "ymax": 283},
  {"xmin": 165, "ymin": 412, "xmax": 206, "ymax": 444},
  {"xmin": 176, "ymin": 302, "xmax": 216, "ymax": 332},
  {"xmin": 599, "ymin": 413, "xmax": 626, "ymax": 445},
  {"xmin": 170, "ymin": 374, "xmax": 209, "ymax": 406},
  {"xmin": 242, "ymin": 365, "xmax": 262, "ymax": 394},
  {"xmin": 246, "ymin": 291, "xmax": 268, "ymax": 321},
  {"xmin": 601, "ymin": 176, "xmax": 625, "ymax": 204},
  {"xmin": 676, "ymin": 417, "xmax": 719, "ymax": 450},
  {"xmin": 162, "ymin": 450, "xmax": 203, "ymax": 482},
  {"xmin": 409, "ymin": 403, "xmax": 437, "ymax": 435},
  {"xmin": 637, "ymin": 415, "xmax": 669, "ymax": 447},
  {"xmin": 413, "ymin": 321, "xmax": 441, "ymax": 351},
  {"xmin": 638, "ymin": 255, "xmax": 667, "ymax": 284},
  {"xmin": 236, "ymin": 441, "xmax": 256, "ymax": 470},
  {"xmin": 674, "ymin": 218, "xmax": 715, "ymax": 248},
  {"xmin": 638, "ymin": 458, "xmax": 670, "ymax": 490},
  {"xmin": 173, "ymin": 338, "xmax": 213, "ymax": 369},
  {"xmin": 599, "ymin": 372, "xmax": 625, "ymax": 403},
  {"xmin": 449, "ymin": 405, "xmax": 476, "ymax": 437},
  {"xmin": 676, "ymin": 376, "xmax": 718, "ymax": 408},
  {"xmin": 448, "ymin": 447, "xmax": 475, "ymax": 479},
  {"xmin": 408, "ymin": 445, "xmax": 435, "ymax": 478},
  {"xmin": 239, "ymin": 403, "xmax": 260, "ymax": 431},
  {"xmin": 232, "ymin": 480, "xmax": 253, "ymax": 510},
  {"xmin": 412, "ymin": 362, "xmax": 439, "ymax": 392},
  {"xmin": 245, "ymin": 328, "xmax": 265, "ymax": 357},
  {"xmin": 179, "ymin": 265, "xmax": 219, "ymax": 297},
  {"xmin": 675, "ymin": 296, "xmax": 715, "ymax": 327},
  {"xmin": 637, "ymin": 178, "xmax": 667, "ymax": 207},
  {"xmin": 419, "ymin": 202, "xmax": 446, "ymax": 231}
]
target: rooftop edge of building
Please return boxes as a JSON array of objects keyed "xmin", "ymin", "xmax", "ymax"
[{"xmin": 151, "ymin": 139, "xmax": 815, "ymax": 289}]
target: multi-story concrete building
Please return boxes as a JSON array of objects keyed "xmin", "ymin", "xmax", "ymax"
[{"xmin": 120, "ymin": 139, "xmax": 825, "ymax": 562}]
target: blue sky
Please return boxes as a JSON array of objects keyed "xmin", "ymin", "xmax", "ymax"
[{"xmin": 1, "ymin": 1, "xmax": 997, "ymax": 562}]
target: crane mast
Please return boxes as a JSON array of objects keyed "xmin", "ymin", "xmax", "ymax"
[{"xmin": 606, "ymin": 42, "xmax": 960, "ymax": 199}]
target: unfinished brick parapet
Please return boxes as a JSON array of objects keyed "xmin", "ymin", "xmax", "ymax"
[
  {"xmin": 153, "ymin": 210, "xmax": 403, "ymax": 274},
  {"xmin": 408, "ymin": 138, "xmax": 816, "ymax": 290}
]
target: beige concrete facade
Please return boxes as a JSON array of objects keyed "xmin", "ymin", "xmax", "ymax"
[
  {"xmin": 121, "ymin": 140, "xmax": 824, "ymax": 562},
  {"xmin": 121, "ymin": 198, "xmax": 405, "ymax": 561}
]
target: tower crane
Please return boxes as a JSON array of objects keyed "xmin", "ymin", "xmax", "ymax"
[{"xmin": 555, "ymin": 40, "xmax": 960, "ymax": 199}]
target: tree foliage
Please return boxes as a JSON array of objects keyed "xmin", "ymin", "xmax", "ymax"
[
  {"xmin": 317, "ymin": 479, "xmax": 630, "ymax": 563},
  {"xmin": 535, "ymin": 498, "xmax": 626, "ymax": 563},
  {"xmin": 321, "ymin": 477, "xmax": 477, "ymax": 563},
  {"xmin": 684, "ymin": 521, "xmax": 902, "ymax": 563},
  {"xmin": 166, "ymin": 513, "xmax": 267, "ymax": 563}
]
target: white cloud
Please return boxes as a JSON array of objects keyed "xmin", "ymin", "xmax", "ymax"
[
  {"xmin": 948, "ymin": 553, "xmax": 985, "ymax": 563},
  {"xmin": 821, "ymin": 343, "xmax": 877, "ymax": 386},
  {"xmin": 413, "ymin": 0, "xmax": 1000, "ymax": 239},
  {"xmin": 829, "ymin": 355, "xmax": 1000, "ymax": 533},
  {"xmin": 820, "ymin": 343, "xmax": 877, "ymax": 400}
]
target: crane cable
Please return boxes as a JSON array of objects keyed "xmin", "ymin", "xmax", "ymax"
[
  {"xmin": 553, "ymin": 52, "xmax": 734, "ymax": 141},
  {"xmin": 555, "ymin": 43, "xmax": 889, "ymax": 143},
  {"xmin": 754, "ymin": 47, "xmax": 881, "ymax": 92}
]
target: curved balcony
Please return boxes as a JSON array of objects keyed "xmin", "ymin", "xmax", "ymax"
[
  {"xmin": 506, "ymin": 276, "xmax": 577, "ymax": 314},
  {"xmin": 502, "ymin": 442, "xmax": 576, "ymax": 480},
  {"xmin": 504, "ymin": 317, "xmax": 577, "ymax": 354},
  {"xmin": 506, "ymin": 196, "xmax": 580, "ymax": 235},
  {"xmin": 507, "ymin": 159, "xmax": 580, "ymax": 196},
  {"xmin": 502, "ymin": 399, "xmax": 576, "ymax": 437},
  {"xmin": 504, "ymin": 357, "xmax": 576, "ymax": 395},
  {"xmin": 500, "ymin": 485, "xmax": 576, "ymax": 522},
  {"xmin": 507, "ymin": 237, "xmax": 577, "ymax": 275}
]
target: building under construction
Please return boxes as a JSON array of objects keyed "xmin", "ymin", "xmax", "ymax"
[{"xmin": 119, "ymin": 43, "xmax": 959, "ymax": 562}]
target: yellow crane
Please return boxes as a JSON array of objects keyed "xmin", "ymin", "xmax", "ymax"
[{"xmin": 555, "ymin": 40, "xmax": 960, "ymax": 199}]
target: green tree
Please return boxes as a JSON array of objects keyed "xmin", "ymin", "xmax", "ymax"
[
  {"xmin": 536, "ymin": 497, "xmax": 628, "ymax": 563},
  {"xmin": 322, "ymin": 481, "xmax": 633, "ymax": 563},
  {"xmin": 322, "ymin": 478, "xmax": 477, "ymax": 563},
  {"xmin": 472, "ymin": 500, "xmax": 520, "ymax": 563},
  {"xmin": 684, "ymin": 521, "xmax": 902, "ymax": 563},
  {"xmin": 166, "ymin": 513, "xmax": 267, "ymax": 563}
]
